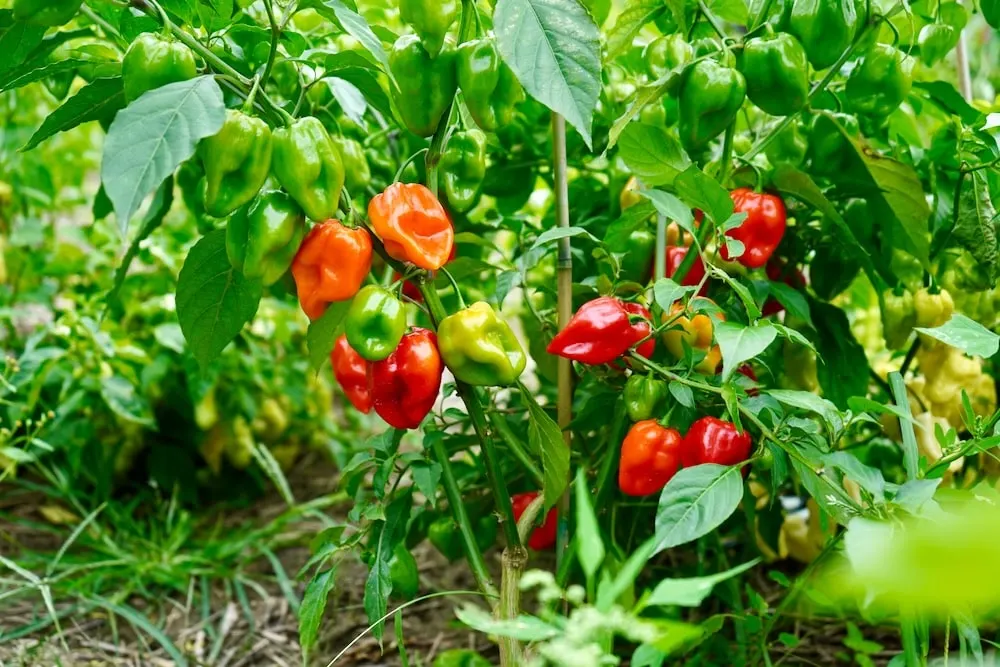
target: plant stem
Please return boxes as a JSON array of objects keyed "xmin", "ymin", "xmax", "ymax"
[
  {"xmin": 719, "ymin": 122, "xmax": 736, "ymax": 185},
  {"xmin": 260, "ymin": 0, "xmax": 280, "ymax": 90},
  {"xmin": 498, "ymin": 547, "xmax": 527, "ymax": 665},
  {"xmin": 488, "ymin": 412, "xmax": 545, "ymax": 488}
]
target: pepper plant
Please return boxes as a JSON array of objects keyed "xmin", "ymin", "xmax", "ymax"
[{"xmin": 4, "ymin": 0, "xmax": 1000, "ymax": 664}]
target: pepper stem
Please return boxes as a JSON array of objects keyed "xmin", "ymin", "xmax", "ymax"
[{"xmin": 439, "ymin": 266, "xmax": 467, "ymax": 309}]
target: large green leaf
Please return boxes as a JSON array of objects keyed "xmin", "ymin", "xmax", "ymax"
[
  {"xmin": 521, "ymin": 385, "xmax": 570, "ymax": 510},
  {"xmin": 914, "ymin": 313, "xmax": 1000, "ymax": 358},
  {"xmin": 299, "ymin": 567, "xmax": 337, "ymax": 660},
  {"xmin": 0, "ymin": 11, "xmax": 44, "ymax": 74},
  {"xmin": 808, "ymin": 300, "xmax": 869, "ymax": 409},
  {"xmin": 309, "ymin": 0, "xmax": 389, "ymax": 70},
  {"xmin": 495, "ymin": 0, "xmax": 601, "ymax": 149},
  {"xmin": 101, "ymin": 76, "xmax": 225, "ymax": 235},
  {"xmin": 618, "ymin": 123, "xmax": 690, "ymax": 187},
  {"xmin": 605, "ymin": 0, "xmax": 664, "ymax": 59},
  {"xmin": 23, "ymin": 77, "xmax": 126, "ymax": 151},
  {"xmin": 654, "ymin": 464, "xmax": 743, "ymax": 552},
  {"xmin": 176, "ymin": 230, "xmax": 263, "ymax": 367},
  {"xmin": 307, "ymin": 299, "xmax": 354, "ymax": 372},
  {"xmin": 714, "ymin": 320, "xmax": 777, "ymax": 381}
]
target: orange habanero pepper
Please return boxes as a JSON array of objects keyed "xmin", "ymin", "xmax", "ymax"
[
  {"xmin": 368, "ymin": 183, "xmax": 454, "ymax": 270},
  {"xmin": 292, "ymin": 220, "xmax": 372, "ymax": 320},
  {"xmin": 662, "ymin": 297, "xmax": 724, "ymax": 374}
]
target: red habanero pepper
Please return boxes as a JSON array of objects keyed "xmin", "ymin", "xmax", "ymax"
[
  {"xmin": 369, "ymin": 328, "xmax": 444, "ymax": 429},
  {"xmin": 619, "ymin": 420, "xmax": 683, "ymax": 496},
  {"xmin": 331, "ymin": 334, "xmax": 372, "ymax": 413},
  {"xmin": 721, "ymin": 188, "xmax": 787, "ymax": 269},
  {"xmin": 622, "ymin": 301, "xmax": 656, "ymax": 359},
  {"xmin": 654, "ymin": 245, "xmax": 708, "ymax": 296},
  {"xmin": 511, "ymin": 491, "xmax": 557, "ymax": 550},
  {"xmin": 369, "ymin": 183, "xmax": 455, "ymax": 270},
  {"xmin": 546, "ymin": 297, "xmax": 635, "ymax": 365},
  {"xmin": 762, "ymin": 258, "xmax": 807, "ymax": 316},
  {"xmin": 291, "ymin": 220, "xmax": 372, "ymax": 320},
  {"xmin": 681, "ymin": 416, "xmax": 753, "ymax": 468}
]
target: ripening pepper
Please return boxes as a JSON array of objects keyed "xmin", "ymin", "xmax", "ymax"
[
  {"xmin": 740, "ymin": 31, "xmax": 809, "ymax": 117},
  {"xmin": 200, "ymin": 109, "xmax": 273, "ymax": 218},
  {"xmin": 881, "ymin": 289, "xmax": 916, "ymax": 350},
  {"xmin": 332, "ymin": 136, "xmax": 371, "ymax": 194},
  {"xmin": 441, "ymin": 129, "xmax": 487, "ymax": 213},
  {"xmin": 624, "ymin": 375, "xmax": 669, "ymax": 422},
  {"xmin": 122, "ymin": 32, "xmax": 198, "ymax": 103},
  {"xmin": 643, "ymin": 34, "xmax": 694, "ymax": 79},
  {"xmin": 438, "ymin": 302, "xmax": 527, "ymax": 386},
  {"xmin": 677, "ymin": 59, "xmax": 747, "ymax": 151},
  {"xmin": 291, "ymin": 220, "xmax": 373, "ymax": 320},
  {"xmin": 623, "ymin": 301, "xmax": 656, "ymax": 360},
  {"xmin": 390, "ymin": 35, "xmax": 458, "ymax": 137},
  {"xmin": 807, "ymin": 112, "xmax": 859, "ymax": 177},
  {"xmin": 721, "ymin": 188, "xmax": 787, "ymax": 269},
  {"xmin": 12, "ymin": 0, "xmax": 81, "ymax": 25},
  {"xmin": 331, "ymin": 334, "xmax": 372, "ymax": 413},
  {"xmin": 914, "ymin": 288, "xmax": 954, "ymax": 328},
  {"xmin": 272, "ymin": 117, "xmax": 345, "ymax": 222},
  {"xmin": 428, "ymin": 515, "xmax": 497, "ymax": 562},
  {"xmin": 764, "ymin": 120, "xmax": 808, "ymax": 167},
  {"xmin": 845, "ymin": 44, "xmax": 913, "ymax": 117},
  {"xmin": 546, "ymin": 297, "xmax": 635, "ymax": 365},
  {"xmin": 369, "ymin": 183, "xmax": 454, "ymax": 270},
  {"xmin": 457, "ymin": 39, "xmax": 525, "ymax": 132},
  {"xmin": 511, "ymin": 491, "xmax": 557, "ymax": 550},
  {"xmin": 663, "ymin": 298, "xmax": 724, "ymax": 374},
  {"xmin": 619, "ymin": 420, "xmax": 683, "ymax": 496},
  {"xmin": 681, "ymin": 416, "xmax": 753, "ymax": 468},
  {"xmin": 399, "ymin": 0, "xmax": 458, "ymax": 57},
  {"xmin": 370, "ymin": 328, "xmax": 443, "ymax": 429},
  {"xmin": 226, "ymin": 191, "xmax": 306, "ymax": 286},
  {"xmin": 657, "ymin": 245, "xmax": 708, "ymax": 295},
  {"xmin": 345, "ymin": 285, "xmax": 407, "ymax": 362},
  {"xmin": 787, "ymin": 0, "xmax": 859, "ymax": 70}
]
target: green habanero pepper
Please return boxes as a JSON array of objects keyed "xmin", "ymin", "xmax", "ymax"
[
  {"xmin": 199, "ymin": 109, "xmax": 273, "ymax": 218},
  {"xmin": 344, "ymin": 285, "xmax": 407, "ymax": 362},
  {"xmin": 271, "ymin": 116, "xmax": 345, "ymax": 222},
  {"xmin": 845, "ymin": 44, "xmax": 913, "ymax": 117},
  {"xmin": 433, "ymin": 649, "xmax": 492, "ymax": 667},
  {"xmin": 787, "ymin": 0, "xmax": 859, "ymax": 70},
  {"xmin": 441, "ymin": 129, "xmax": 487, "ymax": 213},
  {"xmin": 428, "ymin": 515, "xmax": 496, "ymax": 562},
  {"xmin": 332, "ymin": 136, "xmax": 371, "ymax": 194},
  {"xmin": 388, "ymin": 544, "xmax": 419, "ymax": 599},
  {"xmin": 438, "ymin": 301, "xmax": 527, "ymax": 386},
  {"xmin": 390, "ymin": 34, "xmax": 458, "ymax": 138},
  {"xmin": 764, "ymin": 120, "xmax": 808, "ymax": 166},
  {"xmin": 807, "ymin": 112, "xmax": 859, "ymax": 177},
  {"xmin": 12, "ymin": 0, "xmax": 81, "ymax": 26},
  {"xmin": 740, "ymin": 30, "xmax": 810, "ymax": 116},
  {"xmin": 624, "ymin": 374, "xmax": 670, "ymax": 422},
  {"xmin": 643, "ymin": 34, "xmax": 694, "ymax": 79},
  {"xmin": 226, "ymin": 191, "xmax": 306, "ymax": 286},
  {"xmin": 399, "ymin": 0, "xmax": 458, "ymax": 58},
  {"xmin": 881, "ymin": 289, "xmax": 916, "ymax": 350},
  {"xmin": 122, "ymin": 32, "xmax": 198, "ymax": 103},
  {"xmin": 608, "ymin": 226, "xmax": 656, "ymax": 284},
  {"xmin": 677, "ymin": 59, "xmax": 747, "ymax": 152},
  {"xmin": 456, "ymin": 38, "xmax": 525, "ymax": 133}
]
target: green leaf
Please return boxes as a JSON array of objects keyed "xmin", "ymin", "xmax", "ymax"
[
  {"xmin": 22, "ymin": 77, "xmax": 126, "ymax": 151},
  {"xmin": 455, "ymin": 605, "xmax": 561, "ymax": 642},
  {"xmin": 521, "ymin": 385, "xmax": 569, "ymax": 510},
  {"xmin": 714, "ymin": 320, "xmax": 777, "ymax": 381},
  {"xmin": 176, "ymin": 230, "xmax": 263, "ymax": 367},
  {"xmin": 653, "ymin": 278, "xmax": 694, "ymax": 310},
  {"xmin": 768, "ymin": 282, "xmax": 812, "ymax": 327},
  {"xmin": 644, "ymin": 559, "xmax": 759, "ymax": 608},
  {"xmin": 913, "ymin": 81, "xmax": 983, "ymax": 126},
  {"xmin": 574, "ymin": 468, "xmax": 605, "ymax": 580},
  {"xmin": 411, "ymin": 460, "xmax": 442, "ymax": 503},
  {"xmin": 251, "ymin": 440, "xmax": 296, "ymax": 505},
  {"xmin": 669, "ymin": 382, "xmax": 695, "ymax": 408},
  {"xmin": 654, "ymin": 464, "xmax": 743, "ymax": 552},
  {"xmin": 824, "ymin": 451, "xmax": 886, "ymax": 501},
  {"xmin": 0, "ymin": 14, "xmax": 44, "ymax": 74},
  {"xmin": 495, "ymin": 270, "xmax": 521, "ymax": 307},
  {"xmin": 531, "ymin": 225, "xmax": 599, "ymax": 250},
  {"xmin": 619, "ymin": 123, "xmax": 691, "ymax": 187},
  {"xmin": 706, "ymin": 0, "xmax": 749, "ymax": 22},
  {"xmin": 605, "ymin": 0, "xmax": 664, "ymax": 59},
  {"xmin": 582, "ymin": 0, "xmax": 612, "ymax": 24},
  {"xmin": 673, "ymin": 166, "xmax": 732, "ymax": 224},
  {"xmin": 365, "ymin": 491, "xmax": 412, "ymax": 643},
  {"xmin": 308, "ymin": 0, "xmax": 389, "ymax": 69},
  {"xmin": 603, "ymin": 200, "xmax": 656, "ymax": 249},
  {"xmin": 767, "ymin": 389, "xmax": 841, "ymax": 428},
  {"xmin": 808, "ymin": 299, "xmax": 869, "ymax": 409},
  {"xmin": 0, "ymin": 58, "xmax": 116, "ymax": 92},
  {"xmin": 608, "ymin": 73, "xmax": 682, "ymax": 149},
  {"xmin": 107, "ymin": 176, "xmax": 174, "ymax": 312},
  {"xmin": 713, "ymin": 270, "xmax": 762, "ymax": 320},
  {"xmin": 101, "ymin": 76, "xmax": 225, "ymax": 235},
  {"xmin": 100, "ymin": 376, "xmax": 155, "ymax": 426},
  {"xmin": 641, "ymin": 189, "xmax": 695, "ymax": 230},
  {"xmin": 495, "ymin": 0, "xmax": 602, "ymax": 149},
  {"xmin": 914, "ymin": 313, "xmax": 1000, "ymax": 358},
  {"xmin": 95, "ymin": 600, "xmax": 190, "ymax": 667},
  {"xmin": 307, "ymin": 298, "xmax": 354, "ymax": 372},
  {"xmin": 299, "ymin": 567, "xmax": 337, "ymax": 660},
  {"xmin": 951, "ymin": 171, "xmax": 999, "ymax": 283}
]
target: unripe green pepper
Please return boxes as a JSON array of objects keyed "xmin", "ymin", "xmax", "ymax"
[
  {"xmin": 846, "ymin": 44, "xmax": 913, "ymax": 117},
  {"xmin": 456, "ymin": 39, "xmax": 525, "ymax": 132},
  {"xmin": 433, "ymin": 649, "xmax": 492, "ymax": 667},
  {"xmin": 740, "ymin": 30, "xmax": 810, "ymax": 116},
  {"xmin": 427, "ymin": 515, "xmax": 497, "ymax": 562},
  {"xmin": 807, "ymin": 112, "xmax": 859, "ymax": 177},
  {"xmin": 438, "ymin": 302, "xmax": 527, "ymax": 386},
  {"xmin": 122, "ymin": 32, "xmax": 198, "ymax": 103},
  {"xmin": 441, "ymin": 129, "xmax": 487, "ymax": 213},
  {"xmin": 390, "ymin": 35, "xmax": 458, "ymax": 137},
  {"xmin": 226, "ymin": 191, "xmax": 306, "ymax": 286},
  {"xmin": 765, "ymin": 120, "xmax": 808, "ymax": 166},
  {"xmin": 677, "ymin": 59, "xmax": 746, "ymax": 151},
  {"xmin": 624, "ymin": 374, "xmax": 670, "ymax": 422},
  {"xmin": 12, "ymin": 0, "xmax": 81, "ymax": 26},
  {"xmin": 643, "ymin": 34, "xmax": 694, "ymax": 79},
  {"xmin": 881, "ymin": 289, "xmax": 916, "ymax": 349},
  {"xmin": 388, "ymin": 544, "xmax": 419, "ymax": 599},
  {"xmin": 271, "ymin": 117, "xmax": 345, "ymax": 222},
  {"xmin": 332, "ymin": 136, "xmax": 371, "ymax": 194},
  {"xmin": 399, "ymin": 0, "xmax": 458, "ymax": 58},
  {"xmin": 918, "ymin": 24, "xmax": 958, "ymax": 66},
  {"xmin": 787, "ymin": 0, "xmax": 859, "ymax": 70},
  {"xmin": 344, "ymin": 285, "xmax": 406, "ymax": 362},
  {"xmin": 607, "ymin": 226, "xmax": 656, "ymax": 284},
  {"xmin": 199, "ymin": 109, "xmax": 273, "ymax": 218}
]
